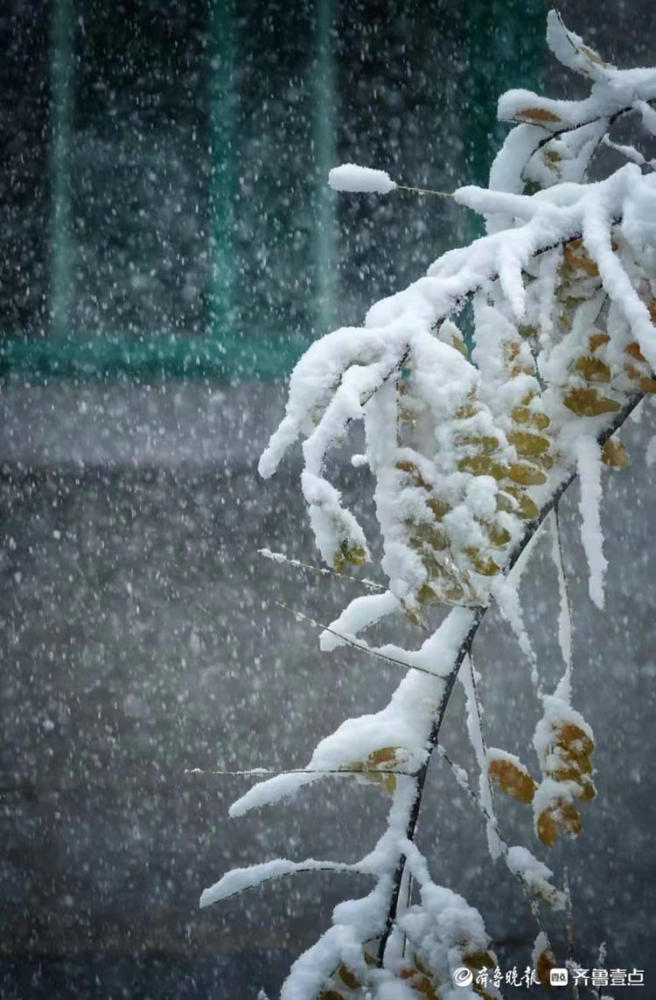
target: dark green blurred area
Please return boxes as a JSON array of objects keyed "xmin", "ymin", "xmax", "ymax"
[{"xmin": 0, "ymin": 0, "xmax": 547, "ymax": 382}]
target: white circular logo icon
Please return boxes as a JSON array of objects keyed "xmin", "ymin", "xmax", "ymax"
[{"xmin": 453, "ymin": 967, "xmax": 474, "ymax": 987}]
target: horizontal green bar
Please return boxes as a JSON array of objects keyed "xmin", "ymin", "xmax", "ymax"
[{"xmin": 0, "ymin": 333, "xmax": 309, "ymax": 383}]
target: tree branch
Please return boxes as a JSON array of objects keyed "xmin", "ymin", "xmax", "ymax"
[{"xmin": 377, "ymin": 389, "xmax": 644, "ymax": 963}]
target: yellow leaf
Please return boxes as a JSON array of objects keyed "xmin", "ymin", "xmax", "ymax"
[
  {"xmin": 563, "ymin": 238, "xmax": 599, "ymax": 276},
  {"xmin": 454, "ymin": 434, "xmax": 501, "ymax": 455},
  {"xmin": 458, "ymin": 455, "xmax": 506, "ymax": 479},
  {"xmin": 601, "ymin": 437, "xmax": 628, "ymax": 468},
  {"xmin": 507, "ymin": 461, "xmax": 547, "ymax": 486},
  {"xmin": 556, "ymin": 722, "xmax": 594, "ymax": 757},
  {"xmin": 537, "ymin": 798, "xmax": 582, "ymax": 846},
  {"xmin": 625, "ymin": 359, "xmax": 656, "ymax": 392},
  {"xmin": 396, "ymin": 461, "xmax": 433, "ymax": 490},
  {"xmin": 574, "ymin": 355, "xmax": 611, "ymax": 382},
  {"xmin": 563, "ymin": 386, "xmax": 620, "ymax": 416},
  {"xmin": 416, "ymin": 583, "xmax": 440, "ymax": 606},
  {"xmin": 552, "ymin": 761, "xmax": 592, "ymax": 783},
  {"xmin": 368, "ymin": 746, "xmax": 400, "ymax": 767},
  {"xmin": 560, "ymin": 801, "xmax": 583, "ymax": 837},
  {"xmin": 515, "ymin": 106, "xmax": 561, "ymax": 123},
  {"xmin": 581, "ymin": 45, "xmax": 604, "ymax": 65},
  {"xmin": 381, "ymin": 773, "xmax": 396, "ymax": 794},
  {"xmin": 410, "ymin": 521, "xmax": 449, "ymax": 550},
  {"xmin": 510, "ymin": 405, "xmax": 550, "ymax": 430},
  {"xmin": 488, "ymin": 756, "xmax": 537, "ymax": 803},
  {"xmin": 535, "ymin": 947, "xmax": 558, "ymax": 987},
  {"xmin": 441, "ymin": 577, "xmax": 467, "ymax": 603},
  {"xmin": 536, "ymin": 807, "xmax": 559, "ymax": 847},
  {"xmin": 333, "ymin": 540, "xmax": 367, "ymax": 572},
  {"xmin": 463, "ymin": 950, "xmax": 496, "ymax": 970},
  {"xmin": 484, "ymin": 521, "xmax": 511, "ymax": 548},
  {"xmin": 464, "ymin": 547, "xmax": 500, "ymax": 576},
  {"xmin": 508, "ymin": 430, "xmax": 550, "ymax": 458},
  {"xmin": 496, "ymin": 490, "xmax": 518, "ymax": 514},
  {"xmin": 625, "ymin": 341, "xmax": 646, "ymax": 362},
  {"xmin": 504, "ymin": 486, "xmax": 539, "ymax": 520},
  {"xmin": 588, "ymin": 331, "xmax": 610, "ymax": 352},
  {"xmin": 337, "ymin": 965, "xmax": 359, "ymax": 989},
  {"xmin": 426, "ymin": 496, "xmax": 451, "ymax": 520},
  {"xmin": 577, "ymin": 776, "xmax": 597, "ymax": 801}
]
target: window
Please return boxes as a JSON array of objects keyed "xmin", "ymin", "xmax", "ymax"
[{"xmin": 0, "ymin": 0, "xmax": 547, "ymax": 382}]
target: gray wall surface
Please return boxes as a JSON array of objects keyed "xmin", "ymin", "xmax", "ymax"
[{"xmin": 1, "ymin": 381, "xmax": 655, "ymax": 997}]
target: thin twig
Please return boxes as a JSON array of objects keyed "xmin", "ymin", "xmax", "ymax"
[
  {"xmin": 435, "ymin": 744, "xmax": 547, "ymax": 934},
  {"xmin": 206, "ymin": 862, "xmax": 362, "ymax": 904},
  {"xmin": 396, "ymin": 183, "xmax": 454, "ymax": 198},
  {"xmin": 460, "ymin": 652, "xmax": 509, "ymax": 868},
  {"xmin": 377, "ymin": 606, "xmax": 483, "ymax": 963},
  {"xmin": 601, "ymin": 133, "xmax": 656, "ymax": 171},
  {"xmin": 552, "ymin": 503, "xmax": 573, "ymax": 691},
  {"xmin": 185, "ymin": 766, "xmax": 419, "ymax": 777},
  {"xmin": 359, "ymin": 348, "xmax": 410, "ymax": 411},
  {"xmin": 533, "ymin": 103, "xmax": 654, "ymax": 158},
  {"xmin": 552, "ymin": 4, "xmax": 583, "ymax": 58},
  {"xmin": 401, "ymin": 870, "xmax": 413, "ymax": 958},
  {"xmin": 258, "ymin": 548, "xmax": 385, "ymax": 592},
  {"xmin": 275, "ymin": 601, "xmax": 460, "ymax": 680},
  {"xmin": 564, "ymin": 867, "xmax": 575, "ymax": 965}
]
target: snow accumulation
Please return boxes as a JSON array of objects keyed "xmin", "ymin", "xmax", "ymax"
[
  {"xmin": 206, "ymin": 10, "xmax": 656, "ymax": 997},
  {"xmin": 460, "ymin": 656, "xmax": 503, "ymax": 861},
  {"xmin": 200, "ymin": 857, "xmax": 357, "ymax": 909},
  {"xmin": 533, "ymin": 694, "xmax": 594, "ymax": 774},
  {"xmin": 328, "ymin": 163, "xmax": 397, "ymax": 194},
  {"xmin": 506, "ymin": 846, "xmax": 566, "ymax": 911}
]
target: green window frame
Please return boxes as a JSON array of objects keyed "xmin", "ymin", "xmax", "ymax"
[{"xmin": 0, "ymin": 0, "xmax": 546, "ymax": 384}]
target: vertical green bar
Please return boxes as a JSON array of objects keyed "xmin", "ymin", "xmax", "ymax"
[
  {"xmin": 465, "ymin": 0, "xmax": 547, "ymax": 234},
  {"xmin": 313, "ymin": 0, "xmax": 337, "ymax": 335},
  {"xmin": 50, "ymin": 0, "xmax": 74, "ymax": 339},
  {"xmin": 208, "ymin": 0, "xmax": 236, "ymax": 347}
]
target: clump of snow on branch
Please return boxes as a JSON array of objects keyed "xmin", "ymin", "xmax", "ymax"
[
  {"xmin": 505, "ymin": 846, "xmax": 566, "ymax": 911},
  {"xmin": 329, "ymin": 163, "xmax": 398, "ymax": 194},
  {"xmin": 460, "ymin": 656, "xmax": 503, "ymax": 860}
]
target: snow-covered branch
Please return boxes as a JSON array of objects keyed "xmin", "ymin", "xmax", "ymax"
[{"xmin": 202, "ymin": 13, "xmax": 656, "ymax": 998}]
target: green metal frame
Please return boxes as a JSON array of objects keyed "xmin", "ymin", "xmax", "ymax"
[
  {"xmin": 50, "ymin": 0, "xmax": 73, "ymax": 339},
  {"xmin": 0, "ymin": 332, "xmax": 309, "ymax": 381},
  {"xmin": 312, "ymin": 0, "xmax": 337, "ymax": 335},
  {"xmin": 208, "ymin": 0, "xmax": 237, "ymax": 352},
  {"xmin": 465, "ymin": 0, "xmax": 548, "ymax": 239}
]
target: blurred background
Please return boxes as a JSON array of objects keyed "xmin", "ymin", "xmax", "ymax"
[{"xmin": 1, "ymin": 0, "xmax": 655, "ymax": 997}]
